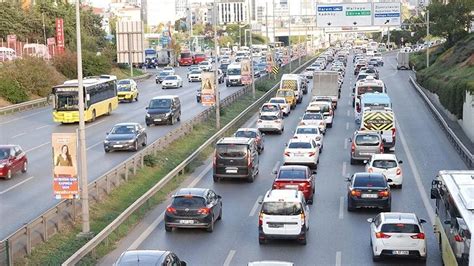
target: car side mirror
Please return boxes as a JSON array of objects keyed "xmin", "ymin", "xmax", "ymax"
[
  {"xmin": 430, "ymin": 187, "xmax": 441, "ymax": 199},
  {"xmin": 217, "ymin": 195, "xmax": 222, "ymax": 199},
  {"xmin": 258, "ymin": 200, "xmax": 263, "ymax": 204},
  {"xmin": 348, "ymin": 138, "xmax": 352, "ymax": 142},
  {"xmin": 386, "ymin": 178, "xmax": 393, "ymax": 183},
  {"xmin": 382, "ymin": 139, "xmax": 387, "ymax": 143},
  {"xmin": 398, "ymin": 160, "xmax": 403, "ymax": 164},
  {"xmin": 419, "ymin": 219, "xmax": 426, "ymax": 224},
  {"xmin": 272, "ymin": 169, "xmax": 278, "ymax": 175},
  {"xmin": 312, "ymin": 170, "xmax": 317, "ymax": 175},
  {"xmin": 345, "ymin": 177, "xmax": 351, "ymax": 182},
  {"xmin": 145, "ymin": 107, "xmax": 149, "ymax": 110},
  {"xmin": 367, "ymin": 218, "xmax": 374, "ymax": 223}
]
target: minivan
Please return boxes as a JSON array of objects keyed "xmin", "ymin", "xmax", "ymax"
[
  {"xmin": 349, "ymin": 131, "xmax": 384, "ymax": 165},
  {"xmin": 213, "ymin": 137, "xmax": 259, "ymax": 183},
  {"xmin": 145, "ymin": 95, "xmax": 181, "ymax": 126}
]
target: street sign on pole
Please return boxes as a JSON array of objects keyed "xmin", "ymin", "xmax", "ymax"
[
  {"xmin": 373, "ymin": 2, "xmax": 401, "ymax": 26},
  {"xmin": 317, "ymin": 3, "xmax": 372, "ymax": 28}
]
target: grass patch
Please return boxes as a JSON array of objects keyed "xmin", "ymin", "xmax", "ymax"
[
  {"xmin": 20, "ymin": 56, "xmax": 314, "ymax": 265},
  {"xmin": 110, "ymin": 67, "xmax": 146, "ymax": 80}
]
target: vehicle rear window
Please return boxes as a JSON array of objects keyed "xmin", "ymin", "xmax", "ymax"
[
  {"xmin": 260, "ymin": 115, "xmax": 278, "ymax": 121},
  {"xmin": 262, "ymin": 202, "xmax": 303, "ymax": 215},
  {"xmin": 172, "ymin": 196, "xmax": 206, "ymax": 208},
  {"xmin": 288, "ymin": 142, "xmax": 312, "ymax": 149},
  {"xmin": 118, "ymin": 80, "xmax": 131, "ymax": 85},
  {"xmin": 303, "ymin": 113, "xmax": 323, "ymax": 120},
  {"xmin": 357, "ymin": 86, "xmax": 384, "ymax": 94},
  {"xmin": 296, "ymin": 127, "xmax": 318, "ymax": 134},
  {"xmin": 311, "ymin": 104, "xmax": 330, "ymax": 113},
  {"xmin": 372, "ymin": 160, "xmax": 397, "ymax": 169},
  {"xmin": 353, "ymin": 176, "xmax": 386, "ymax": 187},
  {"xmin": 355, "ymin": 134, "xmax": 380, "ymax": 146},
  {"xmin": 235, "ymin": 131, "xmax": 257, "ymax": 138},
  {"xmin": 0, "ymin": 148, "xmax": 11, "ymax": 160},
  {"xmin": 270, "ymin": 99, "xmax": 285, "ymax": 104},
  {"xmin": 261, "ymin": 105, "xmax": 279, "ymax": 112},
  {"xmin": 217, "ymin": 144, "xmax": 247, "ymax": 158},
  {"xmin": 381, "ymin": 223, "xmax": 420, "ymax": 233},
  {"xmin": 278, "ymin": 170, "xmax": 306, "ymax": 180}
]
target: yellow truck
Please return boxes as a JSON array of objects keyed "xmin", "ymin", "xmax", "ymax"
[{"xmin": 276, "ymin": 89, "xmax": 296, "ymax": 109}]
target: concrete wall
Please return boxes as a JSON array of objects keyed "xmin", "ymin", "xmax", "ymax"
[{"xmin": 460, "ymin": 91, "xmax": 474, "ymax": 142}]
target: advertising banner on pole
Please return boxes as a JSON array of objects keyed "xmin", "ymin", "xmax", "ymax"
[
  {"xmin": 241, "ymin": 59, "xmax": 251, "ymax": 85},
  {"xmin": 201, "ymin": 72, "xmax": 216, "ymax": 106},
  {"xmin": 283, "ymin": 49, "xmax": 290, "ymax": 65},
  {"xmin": 55, "ymin": 18, "xmax": 65, "ymax": 53},
  {"xmin": 52, "ymin": 133, "xmax": 79, "ymax": 200},
  {"xmin": 317, "ymin": 3, "xmax": 372, "ymax": 27},
  {"xmin": 373, "ymin": 2, "xmax": 401, "ymax": 26},
  {"xmin": 266, "ymin": 52, "xmax": 274, "ymax": 73}
]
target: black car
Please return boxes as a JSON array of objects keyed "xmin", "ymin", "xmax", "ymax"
[
  {"xmin": 219, "ymin": 63, "xmax": 229, "ymax": 76},
  {"xmin": 145, "ymin": 96, "xmax": 181, "ymax": 126},
  {"xmin": 104, "ymin": 123, "xmax": 147, "ymax": 152},
  {"xmin": 155, "ymin": 71, "xmax": 169, "ymax": 84},
  {"xmin": 196, "ymin": 88, "xmax": 202, "ymax": 103},
  {"xmin": 115, "ymin": 250, "xmax": 186, "ymax": 266},
  {"xmin": 346, "ymin": 172, "xmax": 391, "ymax": 212},
  {"xmin": 164, "ymin": 188, "xmax": 222, "ymax": 232}
]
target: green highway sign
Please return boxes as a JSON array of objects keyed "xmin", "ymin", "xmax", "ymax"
[{"xmin": 346, "ymin": 10, "xmax": 371, "ymax": 16}]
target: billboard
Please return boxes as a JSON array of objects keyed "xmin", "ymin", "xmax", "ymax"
[
  {"xmin": 201, "ymin": 72, "xmax": 216, "ymax": 106},
  {"xmin": 266, "ymin": 52, "xmax": 274, "ymax": 73},
  {"xmin": 52, "ymin": 133, "xmax": 79, "ymax": 200},
  {"xmin": 373, "ymin": 2, "xmax": 401, "ymax": 26},
  {"xmin": 55, "ymin": 18, "xmax": 65, "ymax": 53},
  {"xmin": 241, "ymin": 59, "xmax": 251, "ymax": 85},
  {"xmin": 116, "ymin": 20, "xmax": 145, "ymax": 64},
  {"xmin": 317, "ymin": 3, "xmax": 372, "ymax": 28}
]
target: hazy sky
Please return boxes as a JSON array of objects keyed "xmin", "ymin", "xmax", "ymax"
[{"xmin": 90, "ymin": 0, "xmax": 176, "ymax": 24}]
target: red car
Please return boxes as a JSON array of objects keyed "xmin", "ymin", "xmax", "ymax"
[
  {"xmin": 0, "ymin": 145, "xmax": 28, "ymax": 179},
  {"xmin": 272, "ymin": 165, "xmax": 315, "ymax": 204},
  {"xmin": 179, "ymin": 51, "xmax": 193, "ymax": 66},
  {"xmin": 193, "ymin": 53, "xmax": 206, "ymax": 64}
]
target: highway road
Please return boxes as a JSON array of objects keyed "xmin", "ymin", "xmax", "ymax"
[
  {"xmin": 0, "ymin": 67, "xmax": 247, "ymax": 239},
  {"xmin": 101, "ymin": 52, "xmax": 468, "ymax": 265}
]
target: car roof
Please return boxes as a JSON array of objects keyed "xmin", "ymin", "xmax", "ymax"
[
  {"xmin": 353, "ymin": 172, "xmax": 385, "ymax": 179},
  {"xmin": 217, "ymin": 137, "xmax": 253, "ymax": 145},
  {"xmin": 151, "ymin": 95, "xmax": 179, "ymax": 100},
  {"xmin": 270, "ymin": 97, "xmax": 286, "ymax": 101},
  {"xmin": 381, "ymin": 212, "xmax": 419, "ymax": 224},
  {"xmin": 263, "ymin": 189, "xmax": 303, "ymax": 202},
  {"xmin": 117, "ymin": 250, "xmax": 168, "ymax": 265},
  {"xmin": 113, "ymin": 122, "xmax": 140, "ymax": 127},
  {"xmin": 370, "ymin": 154, "xmax": 397, "ymax": 161},
  {"xmin": 278, "ymin": 165, "xmax": 308, "ymax": 172},
  {"xmin": 175, "ymin": 187, "xmax": 208, "ymax": 197},
  {"xmin": 354, "ymin": 130, "xmax": 380, "ymax": 136},
  {"xmin": 236, "ymin": 128, "xmax": 259, "ymax": 133},
  {"xmin": 296, "ymin": 125, "xmax": 319, "ymax": 129}
]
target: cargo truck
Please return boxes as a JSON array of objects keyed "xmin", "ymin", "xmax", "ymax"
[
  {"xmin": 312, "ymin": 71, "xmax": 340, "ymax": 109},
  {"xmin": 396, "ymin": 52, "xmax": 410, "ymax": 70}
]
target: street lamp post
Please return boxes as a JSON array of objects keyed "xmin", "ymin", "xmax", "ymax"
[
  {"xmin": 247, "ymin": 0, "xmax": 255, "ymax": 99},
  {"xmin": 288, "ymin": 1, "xmax": 292, "ymax": 72},
  {"xmin": 214, "ymin": 0, "xmax": 221, "ymax": 129},
  {"xmin": 426, "ymin": 10, "xmax": 430, "ymax": 68},
  {"xmin": 75, "ymin": 0, "xmax": 90, "ymax": 235}
]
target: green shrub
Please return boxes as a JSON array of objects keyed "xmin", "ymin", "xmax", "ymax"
[
  {"xmin": 83, "ymin": 52, "xmax": 112, "ymax": 76},
  {"xmin": 143, "ymin": 155, "xmax": 158, "ymax": 167},
  {"xmin": 53, "ymin": 50, "xmax": 77, "ymax": 79},
  {"xmin": 0, "ymin": 77, "xmax": 28, "ymax": 103}
]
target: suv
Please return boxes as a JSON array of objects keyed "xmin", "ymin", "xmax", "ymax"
[
  {"xmin": 145, "ymin": 96, "xmax": 181, "ymax": 126},
  {"xmin": 213, "ymin": 137, "xmax": 259, "ymax": 183},
  {"xmin": 257, "ymin": 113, "xmax": 284, "ymax": 134},
  {"xmin": 272, "ymin": 165, "xmax": 316, "ymax": 204},
  {"xmin": 258, "ymin": 189, "xmax": 309, "ymax": 245},
  {"xmin": 346, "ymin": 172, "xmax": 392, "ymax": 212},
  {"xmin": 164, "ymin": 188, "xmax": 222, "ymax": 232},
  {"xmin": 349, "ymin": 131, "xmax": 384, "ymax": 165}
]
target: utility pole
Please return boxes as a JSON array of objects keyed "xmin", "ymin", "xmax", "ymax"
[
  {"xmin": 288, "ymin": 1, "xmax": 292, "ymax": 72},
  {"xmin": 128, "ymin": 34, "xmax": 133, "ymax": 77},
  {"xmin": 214, "ymin": 0, "xmax": 220, "ymax": 129},
  {"xmin": 272, "ymin": 0, "xmax": 275, "ymax": 44},
  {"xmin": 298, "ymin": 2, "xmax": 301, "ymax": 66},
  {"xmin": 426, "ymin": 9, "xmax": 430, "ymax": 68},
  {"xmin": 265, "ymin": 2, "xmax": 269, "ymax": 46},
  {"xmin": 244, "ymin": 29, "xmax": 247, "ymax": 47},
  {"xmin": 75, "ymin": 0, "xmax": 90, "ymax": 235},
  {"xmin": 248, "ymin": 0, "xmax": 255, "ymax": 99}
]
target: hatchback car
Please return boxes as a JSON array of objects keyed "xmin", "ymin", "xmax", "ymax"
[
  {"xmin": 306, "ymin": 102, "xmax": 333, "ymax": 128},
  {"xmin": 368, "ymin": 212, "xmax": 427, "ymax": 261},
  {"xmin": 260, "ymin": 103, "xmax": 282, "ymax": 117},
  {"xmin": 115, "ymin": 250, "xmax": 186, "ymax": 266},
  {"xmin": 104, "ymin": 123, "xmax": 147, "ymax": 152},
  {"xmin": 269, "ymin": 97, "xmax": 290, "ymax": 116},
  {"xmin": 155, "ymin": 71, "xmax": 170, "ymax": 84},
  {"xmin": 257, "ymin": 113, "xmax": 284, "ymax": 134},
  {"xmin": 272, "ymin": 165, "xmax": 315, "ymax": 204},
  {"xmin": 300, "ymin": 112, "xmax": 326, "ymax": 134},
  {"xmin": 346, "ymin": 172, "xmax": 392, "ymax": 212},
  {"xmin": 234, "ymin": 128, "xmax": 264, "ymax": 153},
  {"xmin": 293, "ymin": 125, "xmax": 324, "ymax": 151},
  {"xmin": 349, "ymin": 131, "xmax": 384, "ymax": 165},
  {"xmin": 164, "ymin": 188, "xmax": 222, "ymax": 232},
  {"xmin": 365, "ymin": 154, "xmax": 403, "ymax": 188},
  {"xmin": 162, "ymin": 75, "xmax": 183, "ymax": 89},
  {"xmin": 284, "ymin": 138, "xmax": 320, "ymax": 169},
  {"xmin": 0, "ymin": 145, "xmax": 27, "ymax": 179},
  {"xmin": 117, "ymin": 79, "xmax": 138, "ymax": 102}
]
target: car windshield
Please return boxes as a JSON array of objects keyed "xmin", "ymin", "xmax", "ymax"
[
  {"xmin": 191, "ymin": 70, "xmax": 202, "ymax": 74},
  {"xmin": 217, "ymin": 144, "xmax": 247, "ymax": 158},
  {"xmin": 278, "ymin": 170, "xmax": 306, "ymax": 180},
  {"xmin": 303, "ymin": 113, "xmax": 323, "ymax": 120},
  {"xmin": 117, "ymin": 86, "xmax": 131, "ymax": 92},
  {"xmin": 118, "ymin": 80, "xmax": 131, "ymax": 85},
  {"xmin": 353, "ymin": 176, "xmax": 386, "ymax": 187},
  {"xmin": 381, "ymin": 223, "xmax": 420, "ymax": 233},
  {"xmin": 235, "ymin": 131, "xmax": 257, "ymax": 138},
  {"xmin": 111, "ymin": 125, "xmax": 135, "ymax": 134},
  {"xmin": 372, "ymin": 160, "xmax": 397, "ymax": 169},
  {"xmin": 199, "ymin": 62, "xmax": 209, "ymax": 65},
  {"xmin": 55, "ymin": 93, "xmax": 79, "ymax": 111},
  {"xmin": 0, "ymin": 148, "xmax": 11, "ymax": 159},
  {"xmin": 355, "ymin": 134, "xmax": 380, "ymax": 146},
  {"xmin": 228, "ymin": 68, "xmax": 241, "ymax": 75},
  {"xmin": 288, "ymin": 142, "xmax": 312, "ymax": 149},
  {"xmin": 261, "ymin": 202, "xmax": 303, "ymax": 215},
  {"xmin": 260, "ymin": 115, "xmax": 278, "ymax": 121},
  {"xmin": 149, "ymin": 99, "xmax": 171, "ymax": 109},
  {"xmin": 262, "ymin": 105, "xmax": 279, "ymax": 112},
  {"xmin": 172, "ymin": 196, "xmax": 206, "ymax": 208},
  {"xmin": 296, "ymin": 127, "xmax": 318, "ymax": 135},
  {"xmin": 164, "ymin": 76, "xmax": 177, "ymax": 80},
  {"xmin": 159, "ymin": 72, "xmax": 168, "ymax": 77}
]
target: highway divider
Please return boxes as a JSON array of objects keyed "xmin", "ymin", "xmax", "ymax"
[
  {"xmin": 409, "ymin": 77, "xmax": 473, "ymax": 168},
  {"xmin": 0, "ymin": 55, "xmax": 316, "ymax": 265}
]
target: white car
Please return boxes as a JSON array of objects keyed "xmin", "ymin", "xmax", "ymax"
[
  {"xmin": 198, "ymin": 61, "xmax": 212, "ymax": 71},
  {"xmin": 365, "ymin": 154, "xmax": 403, "ymax": 188},
  {"xmin": 258, "ymin": 189, "xmax": 309, "ymax": 245},
  {"xmin": 283, "ymin": 138, "xmax": 320, "ymax": 168},
  {"xmin": 368, "ymin": 212, "xmax": 427, "ymax": 262},
  {"xmin": 300, "ymin": 112, "xmax": 326, "ymax": 133},
  {"xmin": 162, "ymin": 66, "xmax": 175, "ymax": 75},
  {"xmin": 188, "ymin": 69, "xmax": 202, "ymax": 82},
  {"xmin": 303, "ymin": 66, "xmax": 316, "ymax": 79},
  {"xmin": 269, "ymin": 97, "xmax": 291, "ymax": 116},
  {"xmin": 257, "ymin": 113, "xmax": 284, "ymax": 134},
  {"xmin": 307, "ymin": 102, "xmax": 333, "ymax": 128},
  {"xmin": 293, "ymin": 125, "xmax": 324, "ymax": 151},
  {"xmin": 220, "ymin": 56, "xmax": 231, "ymax": 64},
  {"xmin": 260, "ymin": 103, "xmax": 282, "ymax": 117},
  {"xmin": 161, "ymin": 75, "xmax": 183, "ymax": 89}
]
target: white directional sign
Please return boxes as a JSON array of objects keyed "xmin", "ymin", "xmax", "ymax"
[
  {"xmin": 317, "ymin": 3, "xmax": 372, "ymax": 28},
  {"xmin": 373, "ymin": 2, "xmax": 402, "ymax": 26}
]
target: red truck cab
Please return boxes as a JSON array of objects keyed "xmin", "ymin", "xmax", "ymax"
[
  {"xmin": 179, "ymin": 51, "xmax": 193, "ymax": 66},
  {"xmin": 193, "ymin": 53, "xmax": 206, "ymax": 64}
]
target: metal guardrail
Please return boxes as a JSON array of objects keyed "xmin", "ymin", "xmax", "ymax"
[
  {"xmin": 0, "ymin": 73, "xmax": 151, "ymax": 116},
  {"xmin": 0, "ymin": 56, "xmax": 315, "ymax": 265},
  {"xmin": 409, "ymin": 77, "xmax": 473, "ymax": 168},
  {"xmin": 62, "ymin": 57, "xmax": 317, "ymax": 265}
]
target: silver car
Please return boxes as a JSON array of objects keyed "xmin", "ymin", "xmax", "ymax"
[{"xmin": 349, "ymin": 131, "xmax": 384, "ymax": 164}]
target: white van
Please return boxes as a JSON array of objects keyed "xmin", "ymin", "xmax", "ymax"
[
  {"xmin": 258, "ymin": 189, "xmax": 309, "ymax": 245},
  {"xmin": 23, "ymin": 44, "xmax": 51, "ymax": 60},
  {"xmin": 280, "ymin": 74, "xmax": 303, "ymax": 104},
  {"xmin": 0, "ymin": 47, "xmax": 17, "ymax": 61},
  {"xmin": 226, "ymin": 63, "xmax": 242, "ymax": 87}
]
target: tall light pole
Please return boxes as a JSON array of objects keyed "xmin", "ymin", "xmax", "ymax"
[
  {"xmin": 75, "ymin": 0, "xmax": 90, "ymax": 235},
  {"xmin": 247, "ymin": 0, "xmax": 255, "ymax": 99},
  {"xmin": 288, "ymin": 1, "xmax": 292, "ymax": 72},
  {"xmin": 214, "ymin": 0, "xmax": 221, "ymax": 129},
  {"xmin": 265, "ymin": 2, "xmax": 269, "ymax": 46},
  {"xmin": 426, "ymin": 9, "xmax": 430, "ymax": 68}
]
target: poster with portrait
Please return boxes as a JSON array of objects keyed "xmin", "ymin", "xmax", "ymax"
[
  {"xmin": 266, "ymin": 52, "xmax": 274, "ymax": 73},
  {"xmin": 241, "ymin": 59, "xmax": 251, "ymax": 85},
  {"xmin": 283, "ymin": 49, "xmax": 290, "ymax": 65},
  {"xmin": 201, "ymin": 72, "xmax": 216, "ymax": 106},
  {"xmin": 52, "ymin": 133, "xmax": 78, "ymax": 199}
]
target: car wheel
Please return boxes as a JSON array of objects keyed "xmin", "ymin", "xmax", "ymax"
[
  {"xmin": 206, "ymin": 218, "xmax": 214, "ymax": 232},
  {"xmin": 350, "ymin": 158, "xmax": 356, "ymax": 165},
  {"xmin": 347, "ymin": 199, "xmax": 356, "ymax": 212},
  {"xmin": 165, "ymin": 225, "xmax": 172, "ymax": 232},
  {"xmin": 6, "ymin": 169, "xmax": 12, "ymax": 180},
  {"xmin": 21, "ymin": 161, "xmax": 27, "ymax": 173},
  {"xmin": 383, "ymin": 205, "xmax": 391, "ymax": 212},
  {"xmin": 372, "ymin": 253, "xmax": 381, "ymax": 262},
  {"xmin": 217, "ymin": 208, "xmax": 222, "ymax": 220},
  {"xmin": 91, "ymin": 110, "xmax": 96, "ymax": 122},
  {"xmin": 104, "ymin": 148, "xmax": 110, "ymax": 153},
  {"xmin": 107, "ymin": 104, "xmax": 112, "ymax": 115},
  {"xmin": 213, "ymin": 175, "xmax": 220, "ymax": 182},
  {"xmin": 247, "ymin": 172, "xmax": 255, "ymax": 183},
  {"xmin": 327, "ymin": 123, "xmax": 333, "ymax": 128},
  {"xmin": 177, "ymin": 115, "xmax": 181, "ymax": 122},
  {"xmin": 259, "ymin": 238, "xmax": 266, "ymax": 245},
  {"xmin": 398, "ymin": 184, "xmax": 403, "ymax": 189},
  {"xmin": 133, "ymin": 141, "xmax": 139, "ymax": 152},
  {"xmin": 135, "ymin": 94, "xmax": 139, "ymax": 101},
  {"xmin": 142, "ymin": 136, "xmax": 147, "ymax": 147}
]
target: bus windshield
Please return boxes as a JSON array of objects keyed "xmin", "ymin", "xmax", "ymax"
[
  {"xmin": 357, "ymin": 86, "xmax": 384, "ymax": 95},
  {"xmin": 55, "ymin": 93, "xmax": 79, "ymax": 111}
]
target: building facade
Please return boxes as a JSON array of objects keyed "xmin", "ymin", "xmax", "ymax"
[{"xmin": 217, "ymin": 0, "xmax": 248, "ymax": 24}]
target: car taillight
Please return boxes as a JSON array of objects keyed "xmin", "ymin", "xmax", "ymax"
[
  {"xmin": 166, "ymin": 206, "xmax": 177, "ymax": 214},
  {"xmin": 198, "ymin": 207, "xmax": 210, "ymax": 215},
  {"xmin": 379, "ymin": 144, "xmax": 384, "ymax": 153},
  {"xmin": 411, "ymin": 233, "xmax": 425, "ymax": 240},
  {"xmin": 273, "ymin": 182, "xmax": 282, "ymax": 189},
  {"xmin": 299, "ymin": 182, "xmax": 310, "ymax": 189},
  {"xmin": 351, "ymin": 142, "xmax": 355, "ymax": 153},
  {"xmin": 315, "ymin": 136, "xmax": 321, "ymax": 141},
  {"xmin": 319, "ymin": 122, "xmax": 325, "ymax": 126},
  {"xmin": 257, "ymin": 119, "xmax": 262, "ymax": 123},
  {"xmin": 392, "ymin": 128, "xmax": 396, "ymax": 139},
  {"xmin": 367, "ymin": 167, "xmax": 373, "ymax": 173},
  {"xmin": 378, "ymin": 190, "xmax": 390, "ymax": 197},
  {"xmin": 396, "ymin": 167, "xmax": 402, "ymax": 175},
  {"xmin": 308, "ymin": 152, "xmax": 316, "ymax": 157},
  {"xmin": 284, "ymin": 151, "xmax": 290, "ymax": 156},
  {"xmin": 375, "ymin": 232, "xmax": 391, "ymax": 239},
  {"xmin": 351, "ymin": 190, "xmax": 361, "ymax": 197},
  {"xmin": 259, "ymin": 212, "xmax": 263, "ymax": 226},
  {"xmin": 300, "ymin": 213, "xmax": 305, "ymax": 225},
  {"xmin": 247, "ymin": 153, "xmax": 252, "ymax": 167},
  {"xmin": 454, "ymin": 234, "xmax": 464, "ymax": 242}
]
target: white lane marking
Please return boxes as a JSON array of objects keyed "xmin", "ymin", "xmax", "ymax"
[
  {"xmin": 128, "ymin": 163, "xmax": 212, "ymax": 250},
  {"xmin": 339, "ymin": 197, "xmax": 344, "ymax": 219},
  {"xmin": 85, "ymin": 119, "xmax": 105, "ymax": 129},
  {"xmin": 223, "ymin": 250, "xmax": 236, "ymax": 266},
  {"xmin": 25, "ymin": 142, "xmax": 50, "ymax": 153},
  {"xmin": 346, "ymin": 110, "xmax": 350, "ymax": 117},
  {"xmin": 342, "ymin": 161, "xmax": 348, "ymax": 177},
  {"xmin": 398, "ymin": 125, "xmax": 436, "ymax": 222},
  {"xmin": 87, "ymin": 141, "xmax": 103, "ymax": 151},
  {"xmin": 0, "ymin": 109, "xmax": 49, "ymax": 125},
  {"xmin": 345, "ymin": 122, "xmax": 349, "ymax": 130},
  {"xmin": 343, "ymin": 139, "xmax": 348, "ymax": 150},
  {"xmin": 0, "ymin": 176, "xmax": 35, "ymax": 195},
  {"xmin": 335, "ymin": 251, "xmax": 342, "ymax": 266},
  {"xmin": 35, "ymin": 125, "xmax": 51, "ymax": 130},
  {"xmin": 249, "ymin": 195, "xmax": 263, "ymax": 217},
  {"xmin": 11, "ymin": 132, "xmax": 26, "ymax": 139}
]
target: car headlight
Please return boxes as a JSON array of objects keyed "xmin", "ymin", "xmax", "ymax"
[
  {"xmin": 146, "ymin": 113, "xmax": 151, "ymax": 118},
  {"xmin": 104, "ymin": 140, "xmax": 109, "ymax": 144},
  {"xmin": 127, "ymin": 139, "xmax": 135, "ymax": 143}
]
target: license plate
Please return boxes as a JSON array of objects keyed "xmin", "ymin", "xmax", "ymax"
[
  {"xmin": 264, "ymin": 124, "xmax": 273, "ymax": 128},
  {"xmin": 392, "ymin": 250, "xmax": 409, "ymax": 255},
  {"xmin": 179, "ymin": 220, "xmax": 194, "ymax": 225},
  {"xmin": 113, "ymin": 145, "xmax": 123, "ymax": 148},
  {"xmin": 285, "ymin": 185, "xmax": 298, "ymax": 189},
  {"xmin": 154, "ymin": 119, "xmax": 162, "ymax": 122},
  {"xmin": 295, "ymin": 153, "xmax": 304, "ymax": 157},
  {"xmin": 360, "ymin": 152, "xmax": 373, "ymax": 156},
  {"xmin": 268, "ymin": 223, "xmax": 283, "ymax": 228},
  {"xmin": 361, "ymin": 194, "xmax": 378, "ymax": 198},
  {"xmin": 226, "ymin": 168, "xmax": 238, "ymax": 174}
]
